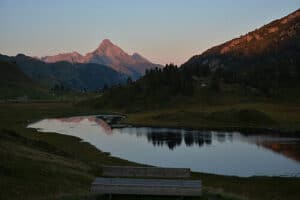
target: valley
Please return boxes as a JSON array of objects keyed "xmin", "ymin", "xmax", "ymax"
[{"xmin": 0, "ymin": 5, "xmax": 299, "ymax": 200}]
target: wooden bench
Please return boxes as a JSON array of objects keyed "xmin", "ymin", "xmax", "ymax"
[
  {"xmin": 91, "ymin": 166, "xmax": 201, "ymax": 197},
  {"xmin": 102, "ymin": 165, "xmax": 191, "ymax": 178},
  {"xmin": 91, "ymin": 177, "xmax": 201, "ymax": 196}
]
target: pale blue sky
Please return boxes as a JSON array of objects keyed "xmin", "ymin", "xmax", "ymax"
[{"xmin": 0, "ymin": 0, "xmax": 299, "ymax": 65}]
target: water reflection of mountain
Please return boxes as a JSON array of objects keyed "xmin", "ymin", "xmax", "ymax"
[
  {"xmin": 259, "ymin": 142, "xmax": 300, "ymax": 163},
  {"xmin": 239, "ymin": 132, "xmax": 300, "ymax": 163},
  {"xmin": 55, "ymin": 116, "xmax": 112, "ymax": 134}
]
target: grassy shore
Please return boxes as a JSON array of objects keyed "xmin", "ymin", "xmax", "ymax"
[
  {"xmin": 84, "ymin": 87, "xmax": 300, "ymax": 132},
  {"xmin": 1, "ymin": 102, "xmax": 300, "ymax": 200},
  {"xmin": 123, "ymin": 101, "xmax": 300, "ymax": 133}
]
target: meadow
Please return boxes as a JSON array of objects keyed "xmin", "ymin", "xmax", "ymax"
[{"xmin": 1, "ymin": 102, "xmax": 300, "ymax": 200}]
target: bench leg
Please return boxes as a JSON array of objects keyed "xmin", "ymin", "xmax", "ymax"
[{"xmin": 104, "ymin": 194, "xmax": 112, "ymax": 200}]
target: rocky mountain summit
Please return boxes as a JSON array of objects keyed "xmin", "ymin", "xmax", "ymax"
[{"xmin": 42, "ymin": 39, "xmax": 161, "ymax": 79}]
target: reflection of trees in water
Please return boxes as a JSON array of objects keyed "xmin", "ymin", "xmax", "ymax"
[
  {"xmin": 203, "ymin": 133, "xmax": 212, "ymax": 145},
  {"xmin": 118, "ymin": 128, "xmax": 238, "ymax": 150},
  {"xmin": 227, "ymin": 133, "xmax": 233, "ymax": 142},
  {"xmin": 147, "ymin": 131, "xmax": 182, "ymax": 150},
  {"xmin": 120, "ymin": 127, "xmax": 300, "ymax": 162},
  {"xmin": 217, "ymin": 133, "xmax": 226, "ymax": 143},
  {"xmin": 184, "ymin": 133, "xmax": 194, "ymax": 146},
  {"xmin": 184, "ymin": 133, "xmax": 212, "ymax": 147},
  {"xmin": 146, "ymin": 131, "xmax": 213, "ymax": 150}
]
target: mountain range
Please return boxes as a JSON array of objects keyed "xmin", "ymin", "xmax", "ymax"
[
  {"xmin": 41, "ymin": 39, "xmax": 162, "ymax": 79},
  {"xmin": 0, "ymin": 39, "xmax": 161, "ymax": 92},
  {"xmin": 0, "ymin": 53, "xmax": 128, "ymax": 91}
]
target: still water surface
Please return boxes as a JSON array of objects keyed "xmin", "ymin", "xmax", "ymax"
[{"xmin": 28, "ymin": 116, "xmax": 300, "ymax": 177}]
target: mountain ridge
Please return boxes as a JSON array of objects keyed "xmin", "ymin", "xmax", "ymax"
[
  {"xmin": 41, "ymin": 39, "xmax": 162, "ymax": 79},
  {"xmin": 181, "ymin": 9, "xmax": 300, "ymax": 90},
  {"xmin": 182, "ymin": 9, "xmax": 300, "ymax": 71}
]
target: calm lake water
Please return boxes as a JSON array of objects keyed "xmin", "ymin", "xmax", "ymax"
[{"xmin": 28, "ymin": 116, "xmax": 300, "ymax": 177}]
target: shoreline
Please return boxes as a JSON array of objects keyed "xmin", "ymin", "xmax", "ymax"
[
  {"xmin": 121, "ymin": 121, "xmax": 300, "ymax": 134},
  {"xmin": 29, "ymin": 122, "xmax": 300, "ymax": 179},
  {"xmin": 28, "ymin": 114, "xmax": 300, "ymax": 178},
  {"xmin": 52, "ymin": 112, "xmax": 300, "ymax": 134}
]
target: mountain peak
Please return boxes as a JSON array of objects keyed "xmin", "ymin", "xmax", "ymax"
[
  {"xmin": 93, "ymin": 39, "xmax": 122, "ymax": 55},
  {"xmin": 99, "ymin": 39, "xmax": 114, "ymax": 48},
  {"xmin": 102, "ymin": 38, "xmax": 113, "ymax": 44},
  {"xmin": 70, "ymin": 51, "xmax": 81, "ymax": 55}
]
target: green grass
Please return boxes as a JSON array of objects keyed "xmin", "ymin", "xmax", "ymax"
[
  {"xmin": 1, "ymin": 102, "xmax": 300, "ymax": 200},
  {"xmin": 192, "ymin": 172, "xmax": 300, "ymax": 200},
  {"xmin": 123, "ymin": 101, "xmax": 300, "ymax": 132},
  {"xmin": 83, "ymin": 84, "xmax": 300, "ymax": 132}
]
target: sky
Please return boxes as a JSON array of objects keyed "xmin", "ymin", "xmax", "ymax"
[{"xmin": 0, "ymin": 0, "xmax": 299, "ymax": 65}]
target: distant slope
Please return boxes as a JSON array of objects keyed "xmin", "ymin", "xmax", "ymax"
[
  {"xmin": 41, "ymin": 39, "xmax": 162, "ymax": 79},
  {"xmin": 0, "ymin": 54, "xmax": 128, "ymax": 91},
  {"xmin": 41, "ymin": 51, "xmax": 83, "ymax": 63},
  {"xmin": 182, "ymin": 9, "xmax": 300, "ymax": 89},
  {"xmin": 0, "ymin": 61, "xmax": 47, "ymax": 99}
]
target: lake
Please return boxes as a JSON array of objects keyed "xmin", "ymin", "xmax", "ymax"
[{"xmin": 28, "ymin": 116, "xmax": 300, "ymax": 177}]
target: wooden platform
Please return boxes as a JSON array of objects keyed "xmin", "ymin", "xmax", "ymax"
[
  {"xmin": 102, "ymin": 165, "xmax": 191, "ymax": 178},
  {"xmin": 91, "ymin": 177, "xmax": 202, "ymax": 196}
]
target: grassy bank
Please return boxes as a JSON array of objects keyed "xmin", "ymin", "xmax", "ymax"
[
  {"xmin": 123, "ymin": 101, "xmax": 300, "ymax": 133},
  {"xmin": 1, "ymin": 102, "xmax": 300, "ymax": 200},
  {"xmin": 83, "ymin": 86, "xmax": 300, "ymax": 132},
  {"xmin": 0, "ymin": 102, "xmax": 137, "ymax": 200}
]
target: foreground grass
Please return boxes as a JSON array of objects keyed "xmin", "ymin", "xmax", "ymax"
[
  {"xmin": 1, "ymin": 102, "xmax": 300, "ymax": 200},
  {"xmin": 0, "ymin": 102, "xmax": 137, "ymax": 200}
]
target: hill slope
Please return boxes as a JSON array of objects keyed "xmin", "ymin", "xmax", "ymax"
[
  {"xmin": 0, "ymin": 54, "xmax": 128, "ymax": 91},
  {"xmin": 182, "ymin": 9, "xmax": 300, "ymax": 90},
  {"xmin": 0, "ymin": 61, "xmax": 48, "ymax": 99}
]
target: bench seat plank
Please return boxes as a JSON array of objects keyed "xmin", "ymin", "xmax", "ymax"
[
  {"xmin": 102, "ymin": 166, "xmax": 191, "ymax": 178},
  {"xmin": 91, "ymin": 178, "xmax": 201, "ymax": 196}
]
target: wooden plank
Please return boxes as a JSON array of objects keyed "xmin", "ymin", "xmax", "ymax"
[
  {"xmin": 102, "ymin": 166, "xmax": 191, "ymax": 178},
  {"xmin": 91, "ymin": 178, "xmax": 201, "ymax": 196}
]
